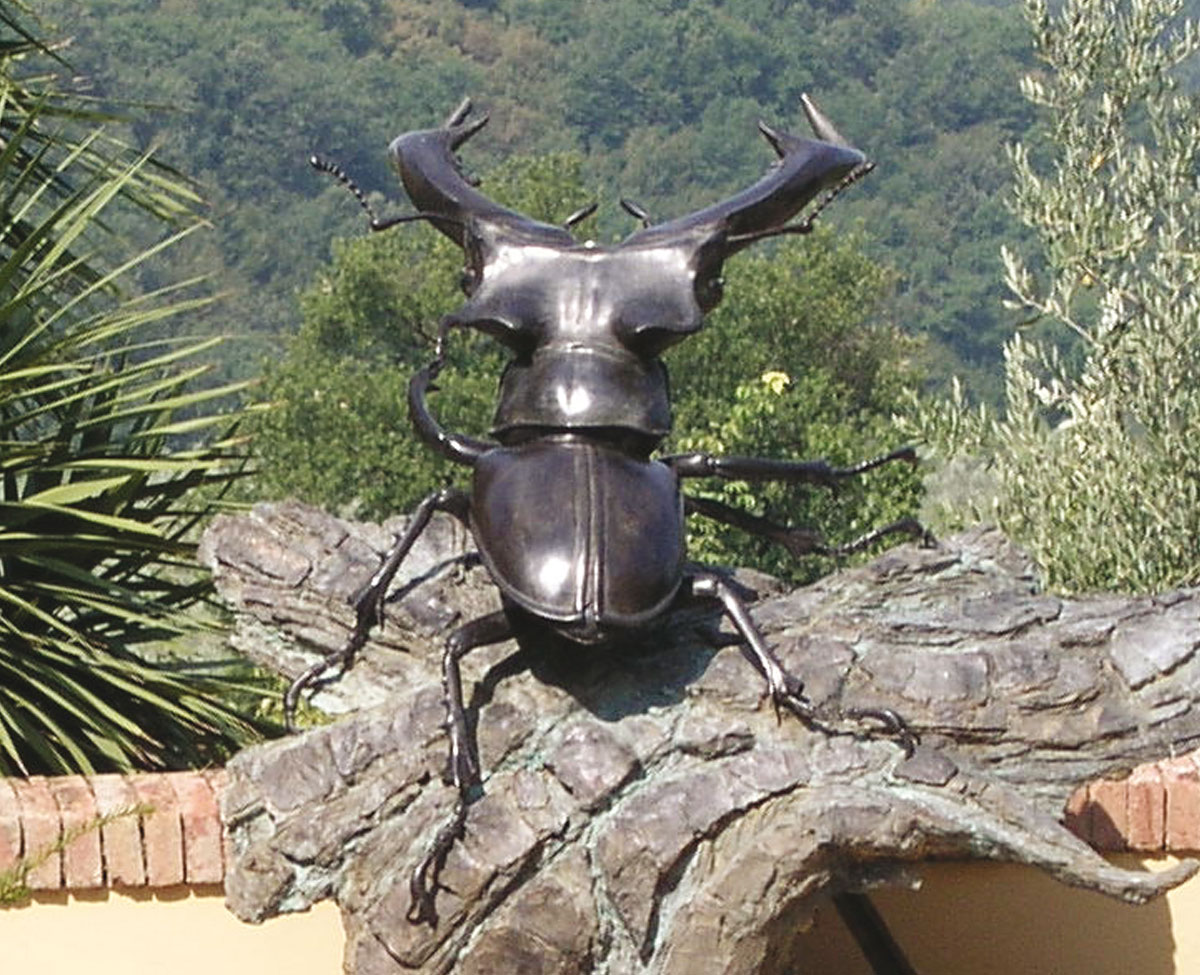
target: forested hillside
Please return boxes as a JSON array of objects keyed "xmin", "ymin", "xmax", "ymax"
[
  {"xmin": 8, "ymin": 0, "xmax": 1196, "ymax": 777},
  {"xmin": 43, "ymin": 0, "xmax": 1063, "ymax": 395}
]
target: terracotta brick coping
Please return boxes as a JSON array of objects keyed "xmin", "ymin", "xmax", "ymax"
[
  {"xmin": 0, "ymin": 770, "xmax": 225, "ymax": 891},
  {"xmin": 1, "ymin": 753, "xmax": 1199, "ymax": 892},
  {"xmin": 1067, "ymin": 751, "xmax": 1200, "ymax": 855}
]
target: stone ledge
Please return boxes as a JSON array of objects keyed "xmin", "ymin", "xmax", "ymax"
[{"xmin": 1, "ymin": 754, "xmax": 1198, "ymax": 891}]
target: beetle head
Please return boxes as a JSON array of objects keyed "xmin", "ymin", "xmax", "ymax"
[{"xmin": 384, "ymin": 97, "xmax": 870, "ymax": 363}]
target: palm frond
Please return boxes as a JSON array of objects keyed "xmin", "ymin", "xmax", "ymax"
[{"xmin": 0, "ymin": 6, "xmax": 276, "ymax": 775}]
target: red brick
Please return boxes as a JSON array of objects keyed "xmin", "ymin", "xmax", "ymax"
[
  {"xmin": 47, "ymin": 775, "xmax": 102, "ymax": 888},
  {"xmin": 1162, "ymin": 755, "xmax": 1200, "ymax": 852},
  {"xmin": 203, "ymin": 768, "xmax": 234, "ymax": 878},
  {"xmin": 169, "ymin": 772, "xmax": 223, "ymax": 884},
  {"xmin": 90, "ymin": 774, "xmax": 147, "ymax": 887},
  {"xmin": 0, "ymin": 778, "xmax": 22, "ymax": 873},
  {"xmin": 11, "ymin": 777, "xmax": 61, "ymax": 889},
  {"xmin": 1125, "ymin": 762, "xmax": 1166, "ymax": 852},
  {"xmin": 1087, "ymin": 778, "xmax": 1128, "ymax": 851},
  {"xmin": 203, "ymin": 767, "xmax": 228, "ymax": 800},
  {"xmin": 1063, "ymin": 783, "xmax": 1093, "ymax": 843},
  {"xmin": 131, "ymin": 773, "xmax": 184, "ymax": 886}
]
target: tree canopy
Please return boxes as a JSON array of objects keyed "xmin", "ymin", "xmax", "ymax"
[
  {"xmin": 39, "ymin": 0, "xmax": 1062, "ymax": 394},
  {"xmin": 908, "ymin": 0, "xmax": 1200, "ymax": 594}
]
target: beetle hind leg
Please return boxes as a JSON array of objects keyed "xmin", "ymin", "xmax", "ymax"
[
  {"xmin": 688, "ymin": 570, "xmax": 916, "ymax": 755},
  {"xmin": 684, "ymin": 496, "xmax": 932, "ymax": 562},
  {"xmin": 283, "ymin": 487, "xmax": 471, "ymax": 730},
  {"xmin": 408, "ymin": 609, "xmax": 515, "ymax": 926}
]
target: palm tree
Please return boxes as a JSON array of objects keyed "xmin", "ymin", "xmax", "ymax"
[{"xmin": 0, "ymin": 2, "xmax": 273, "ymax": 773}]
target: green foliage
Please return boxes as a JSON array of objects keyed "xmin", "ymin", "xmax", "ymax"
[
  {"xmin": 667, "ymin": 231, "xmax": 911, "ymax": 414},
  {"xmin": 905, "ymin": 0, "xmax": 1200, "ymax": 593},
  {"xmin": 254, "ymin": 150, "xmax": 921, "ymax": 582},
  {"xmin": 0, "ymin": 7, "xmax": 274, "ymax": 774},
  {"xmin": 38, "ymin": 0, "xmax": 420, "ymax": 357},
  {"xmin": 668, "ymin": 234, "xmax": 923, "ymax": 582},
  {"xmin": 39, "ymin": 0, "xmax": 1045, "ymax": 397},
  {"xmin": 674, "ymin": 370, "xmax": 922, "ymax": 584}
]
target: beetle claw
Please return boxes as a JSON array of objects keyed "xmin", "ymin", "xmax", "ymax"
[
  {"xmin": 775, "ymin": 689, "xmax": 817, "ymax": 725},
  {"xmin": 406, "ymin": 795, "xmax": 471, "ymax": 926},
  {"xmin": 842, "ymin": 706, "xmax": 919, "ymax": 757},
  {"xmin": 770, "ymin": 685, "xmax": 918, "ymax": 758}
]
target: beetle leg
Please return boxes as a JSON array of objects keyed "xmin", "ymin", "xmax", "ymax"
[
  {"xmin": 442, "ymin": 611, "xmax": 514, "ymax": 790},
  {"xmin": 665, "ymin": 444, "xmax": 919, "ymax": 487},
  {"xmin": 283, "ymin": 487, "xmax": 471, "ymax": 730},
  {"xmin": 831, "ymin": 517, "xmax": 933, "ymax": 557},
  {"xmin": 408, "ymin": 361, "xmax": 495, "ymax": 466},
  {"xmin": 408, "ymin": 609, "xmax": 515, "ymax": 926},
  {"xmin": 689, "ymin": 570, "xmax": 812, "ymax": 719},
  {"xmin": 688, "ymin": 569, "xmax": 916, "ymax": 755},
  {"xmin": 685, "ymin": 495, "xmax": 930, "ymax": 560}
]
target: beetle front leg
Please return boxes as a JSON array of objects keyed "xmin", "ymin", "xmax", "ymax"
[
  {"xmin": 408, "ymin": 609, "xmax": 515, "ymax": 926},
  {"xmin": 688, "ymin": 569, "xmax": 916, "ymax": 755},
  {"xmin": 408, "ymin": 358, "xmax": 494, "ymax": 465},
  {"xmin": 283, "ymin": 486, "xmax": 471, "ymax": 730}
]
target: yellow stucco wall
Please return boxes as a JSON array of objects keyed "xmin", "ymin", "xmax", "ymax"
[
  {"xmin": 3, "ymin": 858, "xmax": 1199, "ymax": 974},
  {"xmin": 3, "ymin": 885, "xmax": 344, "ymax": 975},
  {"xmin": 801, "ymin": 856, "xmax": 1200, "ymax": 974}
]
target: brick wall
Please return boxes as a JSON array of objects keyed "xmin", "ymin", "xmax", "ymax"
[
  {"xmin": 1067, "ymin": 752, "xmax": 1200, "ymax": 854},
  {"xmin": 0, "ymin": 771, "xmax": 225, "ymax": 891},
  {"xmin": 1, "ymin": 754, "xmax": 1198, "ymax": 895}
]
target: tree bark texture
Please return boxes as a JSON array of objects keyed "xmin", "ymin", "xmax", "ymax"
[{"xmin": 201, "ymin": 500, "xmax": 1200, "ymax": 974}]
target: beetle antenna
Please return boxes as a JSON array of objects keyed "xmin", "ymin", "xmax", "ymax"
[
  {"xmin": 310, "ymin": 155, "xmax": 386, "ymax": 227},
  {"xmin": 620, "ymin": 198, "xmax": 652, "ymax": 228},
  {"xmin": 727, "ymin": 160, "xmax": 875, "ymax": 246},
  {"xmin": 310, "ymin": 154, "xmax": 466, "ymax": 233}
]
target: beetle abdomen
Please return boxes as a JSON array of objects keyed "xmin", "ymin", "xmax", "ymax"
[{"xmin": 471, "ymin": 440, "xmax": 684, "ymax": 630}]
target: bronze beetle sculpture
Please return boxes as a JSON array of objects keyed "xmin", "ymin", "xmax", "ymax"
[{"xmin": 297, "ymin": 97, "xmax": 926, "ymax": 925}]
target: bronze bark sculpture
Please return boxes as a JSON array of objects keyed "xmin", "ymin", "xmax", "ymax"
[
  {"xmin": 210, "ymin": 100, "xmax": 1200, "ymax": 972},
  {"xmin": 292, "ymin": 97, "xmax": 923, "ymax": 926},
  {"xmin": 206, "ymin": 504, "xmax": 1200, "ymax": 974}
]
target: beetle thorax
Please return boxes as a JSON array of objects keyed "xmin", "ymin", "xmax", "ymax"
[
  {"xmin": 452, "ymin": 242, "xmax": 708, "ymax": 357},
  {"xmin": 447, "ymin": 241, "xmax": 723, "ymax": 440}
]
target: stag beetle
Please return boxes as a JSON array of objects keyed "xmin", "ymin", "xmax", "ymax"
[{"xmin": 297, "ymin": 96, "xmax": 926, "ymax": 924}]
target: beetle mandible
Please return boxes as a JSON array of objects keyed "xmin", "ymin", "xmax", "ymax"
[{"xmin": 297, "ymin": 96, "xmax": 927, "ymax": 925}]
